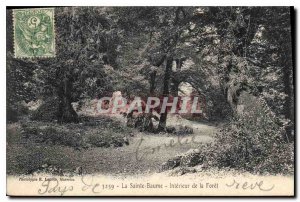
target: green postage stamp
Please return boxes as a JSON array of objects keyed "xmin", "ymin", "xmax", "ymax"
[{"xmin": 13, "ymin": 8, "xmax": 55, "ymax": 58}]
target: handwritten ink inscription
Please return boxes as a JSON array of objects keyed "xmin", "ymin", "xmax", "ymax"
[
  {"xmin": 38, "ymin": 180, "xmax": 73, "ymax": 196},
  {"xmin": 226, "ymin": 179, "xmax": 275, "ymax": 191}
]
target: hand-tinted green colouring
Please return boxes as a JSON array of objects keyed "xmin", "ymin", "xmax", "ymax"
[{"xmin": 13, "ymin": 8, "xmax": 55, "ymax": 58}]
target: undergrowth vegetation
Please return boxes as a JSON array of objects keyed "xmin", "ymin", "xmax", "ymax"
[
  {"xmin": 7, "ymin": 116, "xmax": 133, "ymax": 175},
  {"xmin": 19, "ymin": 117, "xmax": 131, "ymax": 149},
  {"xmin": 202, "ymin": 96, "xmax": 294, "ymax": 175}
]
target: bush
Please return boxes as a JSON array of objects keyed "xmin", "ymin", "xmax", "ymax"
[
  {"xmin": 204, "ymin": 96, "xmax": 294, "ymax": 175},
  {"xmin": 31, "ymin": 97, "xmax": 60, "ymax": 122},
  {"xmin": 20, "ymin": 120, "xmax": 130, "ymax": 149},
  {"xmin": 86, "ymin": 130, "xmax": 129, "ymax": 148},
  {"xmin": 7, "ymin": 102, "xmax": 29, "ymax": 122},
  {"xmin": 162, "ymin": 96, "xmax": 294, "ymax": 175},
  {"xmin": 21, "ymin": 124, "xmax": 84, "ymax": 148},
  {"xmin": 7, "ymin": 124, "xmax": 22, "ymax": 144}
]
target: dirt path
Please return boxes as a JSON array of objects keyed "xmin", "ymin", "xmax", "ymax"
[{"xmin": 78, "ymin": 115, "xmax": 219, "ymax": 176}]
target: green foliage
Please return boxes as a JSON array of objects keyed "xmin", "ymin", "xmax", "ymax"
[
  {"xmin": 31, "ymin": 97, "xmax": 60, "ymax": 121},
  {"xmin": 7, "ymin": 124, "xmax": 23, "ymax": 144},
  {"xmin": 7, "ymin": 102, "xmax": 29, "ymax": 122},
  {"xmin": 6, "ymin": 53, "xmax": 37, "ymax": 122},
  {"xmin": 203, "ymin": 95, "xmax": 294, "ymax": 175},
  {"xmin": 7, "ymin": 7, "xmax": 294, "ymax": 175},
  {"xmin": 21, "ymin": 123, "xmax": 84, "ymax": 148},
  {"xmin": 15, "ymin": 146, "xmax": 50, "ymax": 174},
  {"xmin": 9, "ymin": 145, "xmax": 76, "ymax": 175},
  {"xmin": 86, "ymin": 132, "xmax": 128, "ymax": 148},
  {"xmin": 20, "ymin": 116, "xmax": 131, "ymax": 149}
]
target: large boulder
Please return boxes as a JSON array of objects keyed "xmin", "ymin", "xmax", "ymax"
[
  {"xmin": 180, "ymin": 149, "xmax": 204, "ymax": 167},
  {"xmin": 160, "ymin": 156, "xmax": 181, "ymax": 171},
  {"xmin": 161, "ymin": 149, "xmax": 204, "ymax": 172}
]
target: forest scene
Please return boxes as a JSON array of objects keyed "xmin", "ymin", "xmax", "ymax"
[{"xmin": 6, "ymin": 7, "xmax": 294, "ymax": 178}]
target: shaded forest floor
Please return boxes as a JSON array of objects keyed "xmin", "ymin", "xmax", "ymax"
[{"xmin": 7, "ymin": 113, "xmax": 219, "ymax": 176}]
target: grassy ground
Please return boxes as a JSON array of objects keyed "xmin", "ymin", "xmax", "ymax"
[{"xmin": 7, "ymin": 114, "xmax": 218, "ymax": 176}]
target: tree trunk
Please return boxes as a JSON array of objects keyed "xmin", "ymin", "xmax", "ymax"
[
  {"xmin": 149, "ymin": 70, "xmax": 157, "ymax": 96},
  {"xmin": 150, "ymin": 54, "xmax": 166, "ymax": 96},
  {"xmin": 170, "ymin": 59, "xmax": 183, "ymax": 96},
  {"xmin": 158, "ymin": 57, "xmax": 173, "ymax": 130},
  {"xmin": 170, "ymin": 79, "xmax": 179, "ymax": 96},
  {"xmin": 56, "ymin": 7, "xmax": 78, "ymax": 123},
  {"xmin": 57, "ymin": 74, "xmax": 78, "ymax": 123}
]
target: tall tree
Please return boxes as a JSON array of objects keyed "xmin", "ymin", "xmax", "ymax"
[{"xmin": 33, "ymin": 7, "xmax": 122, "ymax": 122}]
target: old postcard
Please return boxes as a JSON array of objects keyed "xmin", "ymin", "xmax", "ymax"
[{"xmin": 6, "ymin": 6, "xmax": 295, "ymax": 196}]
